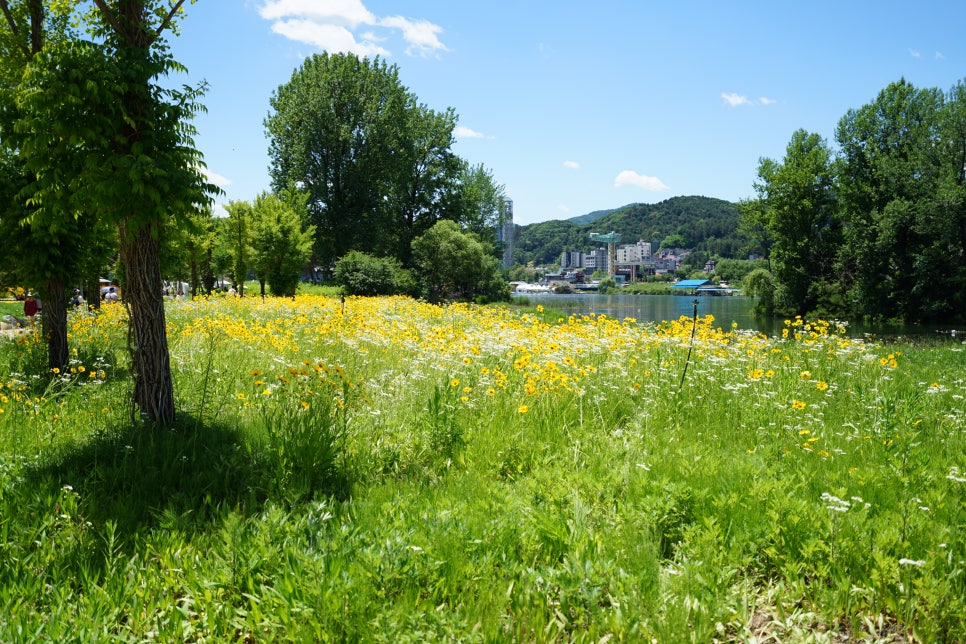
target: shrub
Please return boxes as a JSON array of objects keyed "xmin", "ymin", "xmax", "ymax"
[{"xmin": 334, "ymin": 251, "xmax": 413, "ymax": 296}]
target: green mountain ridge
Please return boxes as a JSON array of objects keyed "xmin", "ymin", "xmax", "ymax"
[
  {"xmin": 564, "ymin": 206, "xmax": 626, "ymax": 226},
  {"xmin": 513, "ymin": 196, "xmax": 751, "ymax": 267}
]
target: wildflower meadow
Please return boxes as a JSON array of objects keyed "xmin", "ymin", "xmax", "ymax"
[{"xmin": 0, "ymin": 294, "xmax": 964, "ymax": 642}]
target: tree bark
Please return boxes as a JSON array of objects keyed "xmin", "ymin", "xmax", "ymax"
[
  {"xmin": 119, "ymin": 217, "xmax": 175, "ymax": 425},
  {"xmin": 41, "ymin": 277, "xmax": 68, "ymax": 371}
]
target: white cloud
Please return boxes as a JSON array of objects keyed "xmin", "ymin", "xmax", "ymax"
[
  {"xmin": 200, "ymin": 166, "xmax": 232, "ymax": 189},
  {"xmin": 270, "ymin": 19, "xmax": 388, "ymax": 57},
  {"xmin": 259, "ymin": 0, "xmax": 446, "ymax": 57},
  {"xmin": 909, "ymin": 48, "xmax": 921, "ymax": 59},
  {"xmin": 379, "ymin": 16, "xmax": 447, "ymax": 57},
  {"xmin": 722, "ymin": 92, "xmax": 776, "ymax": 107},
  {"xmin": 563, "ymin": 160, "xmax": 580, "ymax": 170},
  {"xmin": 935, "ymin": 51, "xmax": 945, "ymax": 60},
  {"xmin": 455, "ymin": 126, "xmax": 485, "ymax": 139},
  {"xmin": 210, "ymin": 203, "xmax": 230, "ymax": 218},
  {"xmin": 259, "ymin": 0, "xmax": 375, "ymax": 27},
  {"xmin": 614, "ymin": 170, "xmax": 669, "ymax": 191},
  {"xmin": 721, "ymin": 92, "xmax": 750, "ymax": 107}
]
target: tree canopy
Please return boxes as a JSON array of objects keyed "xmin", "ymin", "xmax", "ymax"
[
  {"xmin": 741, "ymin": 78, "xmax": 966, "ymax": 323},
  {"xmin": 1, "ymin": 0, "xmax": 217, "ymax": 424},
  {"xmin": 265, "ymin": 52, "xmax": 507, "ymax": 272}
]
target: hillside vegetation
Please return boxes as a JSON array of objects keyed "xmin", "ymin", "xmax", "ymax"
[{"xmin": 514, "ymin": 196, "xmax": 747, "ymax": 267}]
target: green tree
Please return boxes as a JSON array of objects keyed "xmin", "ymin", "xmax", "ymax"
[
  {"xmin": 412, "ymin": 220, "xmax": 508, "ymax": 303},
  {"xmin": 452, "ymin": 162, "xmax": 509, "ymax": 242},
  {"xmin": 922, "ymin": 79, "xmax": 966, "ymax": 321},
  {"xmin": 836, "ymin": 79, "xmax": 944, "ymax": 321},
  {"xmin": 0, "ymin": 1, "xmax": 116, "ymax": 370},
  {"xmin": 388, "ymin": 102, "xmax": 462, "ymax": 266},
  {"xmin": 743, "ymin": 268, "xmax": 776, "ymax": 316},
  {"xmin": 746, "ymin": 129, "xmax": 840, "ymax": 315},
  {"xmin": 222, "ymin": 200, "xmax": 253, "ymax": 296},
  {"xmin": 7, "ymin": 1, "xmax": 217, "ymax": 423},
  {"xmin": 266, "ymin": 53, "xmax": 409, "ymax": 268},
  {"xmin": 659, "ymin": 232, "xmax": 687, "ymax": 251},
  {"xmin": 265, "ymin": 52, "xmax": 502, "ymax": 272},
  {"xmin": 250, "ymin": 191, "xmax": 315, "ymax": 298},
  {"xmin": 163, "ymin": 207, "xmax": 216, "ymax": 297}
]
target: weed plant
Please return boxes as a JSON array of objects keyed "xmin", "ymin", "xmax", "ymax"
[{"xmin": 0, "ymin": 295, "xmax": 964, "ymax": 641}]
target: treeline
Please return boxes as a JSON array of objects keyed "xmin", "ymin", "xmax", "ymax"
[
  {"xmin": 513, "ymin": 196, "xmax": 747, "ymax": 266},
  {"xmin": 741, "ymin": 78, "xmax": 966, "ymax": 324}
]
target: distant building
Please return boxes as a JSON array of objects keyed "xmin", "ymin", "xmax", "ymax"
[
  {"xmin": 560, "ymin": 250, "xmax": 583, "ymax": 269},
  {"xmin": 615, "ymin": 240, "xmax": 652, "ymax": 265},
  {"xmin": 497, "ymin": 199, "xmax": 514, "ymax": 268},
  {"xmin": 583, "ymin": 247, "xmax": 608, "ymax": 273}
]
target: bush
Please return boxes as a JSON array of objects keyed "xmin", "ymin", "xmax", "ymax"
[
  {"xmin": 743, "ymin": 268, "xmax": 775, "ymax": 316},
  {"xmin": 598, "ymin": 277, "xmax": 617, "ymax": 294},
  {"xmin": 334, "ymin": 251, "xmax": 413, "ymax": 296}
]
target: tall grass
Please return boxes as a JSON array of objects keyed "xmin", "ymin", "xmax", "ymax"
[{"xmin": 0, "ymin": 296, "xmax": 963, "ymax": 641}]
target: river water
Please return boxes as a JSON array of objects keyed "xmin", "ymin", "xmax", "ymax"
[{"xmin": 519, "ymin": 293, "xmax": 961, "ymax": 341}]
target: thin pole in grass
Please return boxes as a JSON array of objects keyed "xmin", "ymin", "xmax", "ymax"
[{"xmin": 678, "ymin": 299, "xmax": 699, "ymax": 390}]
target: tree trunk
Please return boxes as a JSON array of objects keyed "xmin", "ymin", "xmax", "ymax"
[
  {"xmin": 119, "ymin": 217, "xmax": 175, "ymax": 425},
  {"xmin": 190, "ymin": 258, "xmax": 198, "ymax": 298},
  {"xmin": 42, "ymin": 277, "xmax": 68, "ymax": 371}
]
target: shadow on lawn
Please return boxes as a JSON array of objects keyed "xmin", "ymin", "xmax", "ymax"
[{"xmin": 18, "ymin": 412, "xmax": 350, "ymax": 538}]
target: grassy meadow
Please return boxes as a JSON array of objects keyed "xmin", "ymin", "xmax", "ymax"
[{"xmin": 0, "ymin": 294, "xmax": 964, "ymax": 642}]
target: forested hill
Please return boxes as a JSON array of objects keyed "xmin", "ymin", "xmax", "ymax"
[{"xmin": 513, "ymin": 196, "xmax": 746, "ymax": 267}]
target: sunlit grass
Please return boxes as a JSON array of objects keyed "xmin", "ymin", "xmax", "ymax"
[{"xmin": 1, "ymin": 296, "xmax": 964, "ymax": 641}]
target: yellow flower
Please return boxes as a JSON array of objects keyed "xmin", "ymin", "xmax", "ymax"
[
  {"xmin": 799, "ymin": 370, "xmax": 811, "ymax": 380},
  {"xmin": 236, "ymin": 393, "xmax": 245, "ymax": 400},
  {"xmin": 78, "ymin": 365, "xmax": 86, "ymax": 373},
  {"xmin": 816, "ymin": 381, "xmax": 829, "ymax": 391},
  {"xmin": 300, "ymin": 401, "xmax": 310, "ymax": 409},
  {"xmin": 486, "ymin": 387, "xmax": 496, "ymax": 396},
  {"xmin": 450, "ymin": 378, "xmax": 460, "ymax": 388},
  {"xmin": 517, "ymin": 404, "xmax": 529, "ymax": 414},
  {"xmin": 52, "ymin": 367, "xmax": 60, "ymax": 374},
  {"xmin": 791, "ymin": 399, "xmax": 806, "ymax": 410},
  {"xmin": 536, "ymin": 305, "xmax": 544, "ymax": 312}
]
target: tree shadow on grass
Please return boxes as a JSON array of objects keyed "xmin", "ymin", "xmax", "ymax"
[{"xmin": 17, "ymin": 411, "xmax": 351, "ymax": 539}]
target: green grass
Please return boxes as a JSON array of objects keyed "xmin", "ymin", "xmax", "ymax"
[
  {"xmin": 0, "ymin": 300, "xmax": 24, "ymax": 319},
  {"xmin": 0, "ymin": 297, "xmax": 964, "ymax": 642}
]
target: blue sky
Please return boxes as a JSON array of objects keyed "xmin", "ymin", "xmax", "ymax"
[{"xmin": 174, "ymin": 1, "xmax": 966, "ymax": 225}]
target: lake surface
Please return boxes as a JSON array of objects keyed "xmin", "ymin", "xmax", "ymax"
[{"xmin": 519, "ymin": 293, "xmax": 961, "ymax": 340}]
